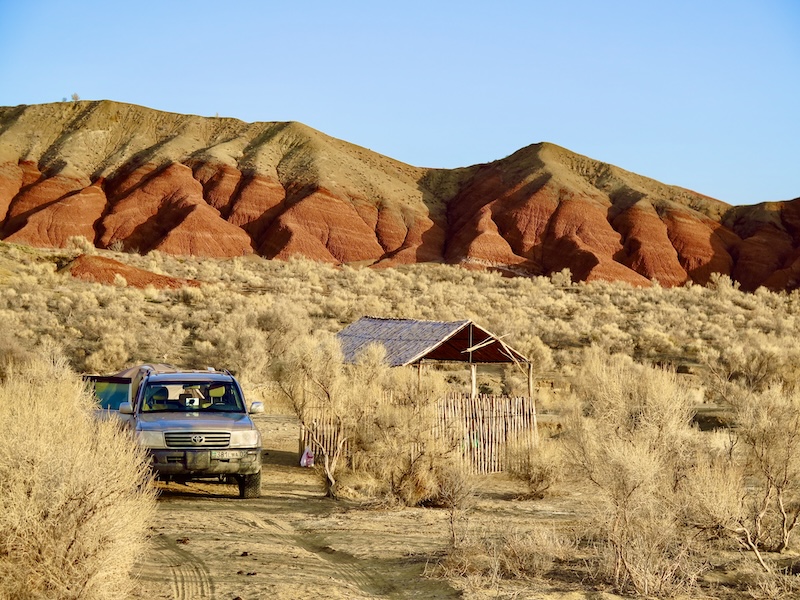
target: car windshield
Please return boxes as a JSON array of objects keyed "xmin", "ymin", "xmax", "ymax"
[{"xmin": 140, "ymin": 381, "xmax": 245, "ymax": 413}]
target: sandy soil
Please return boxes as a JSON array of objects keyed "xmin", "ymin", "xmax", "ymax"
[
  {"xmin": 127, "ymin": 413, "xmax": 681, "ymax": 600},
  {"xmin": 130, "ymin": 413, "xmax": 466, "ymax": 600}
]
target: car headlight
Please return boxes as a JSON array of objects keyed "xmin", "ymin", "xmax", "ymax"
[
  {"xmin": 229, "ymin": 429, "xmax": 261, "ymax": 448},
  {"xmin": 135, "ymin": 430, "xmax": 166, "ymax": 449}
]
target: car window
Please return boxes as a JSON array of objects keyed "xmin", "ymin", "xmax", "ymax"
[
  {"xmin": 140, "ymin": 381, "xmax": 245, "ymax": 413},
  {"xmin": 85, "ymin": 376, "xmax": 132, "ymax": 410}
]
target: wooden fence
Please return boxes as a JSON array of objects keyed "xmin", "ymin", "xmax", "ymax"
[{"xmin": 299, "ymin": 393, "xmax": 539, "ymax": 474}]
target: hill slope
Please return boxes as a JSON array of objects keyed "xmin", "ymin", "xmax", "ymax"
[{"xmin": 1, "ymin": 100, "xmax": 798, "ymax": 290}]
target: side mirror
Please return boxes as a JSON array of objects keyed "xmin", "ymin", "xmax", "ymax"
[
  {"xmin": 249, "ymin": 401, "xmax": 264, "ymax": 414},
  {"xmin": 119, "ymin": 402, "xmax": 134, "ymax": 415}
]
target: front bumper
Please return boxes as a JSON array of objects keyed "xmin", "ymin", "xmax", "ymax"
[{"xmin": 149, "ymin": 448, "xmax": 262, "ymax": 477}]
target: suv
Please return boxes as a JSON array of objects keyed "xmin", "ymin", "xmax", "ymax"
[{"xmin": 90, "ymin": 365, "xmax": 264, "ymax": 499}]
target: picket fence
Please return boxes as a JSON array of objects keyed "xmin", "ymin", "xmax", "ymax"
[{"xmin": 299, "ymin": 393, "xmax": 539, "ymax": 474}]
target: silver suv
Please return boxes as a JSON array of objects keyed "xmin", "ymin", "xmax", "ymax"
[{"xmin": 91, "ymin": 365, "xmax": 264, "ymax": 499}]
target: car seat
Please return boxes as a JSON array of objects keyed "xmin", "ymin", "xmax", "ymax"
[
  {"xmin": 145, "ymin": 386, "xmax": 169, "ymax": 411},
  {"xmin": 208, "ymin": 383, "xmax": 235, "ymax": 409}
]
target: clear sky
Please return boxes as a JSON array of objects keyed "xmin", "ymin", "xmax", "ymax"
[{"xmin": 1, "ymin": 0, "xmax": 798, "ymax": 205}]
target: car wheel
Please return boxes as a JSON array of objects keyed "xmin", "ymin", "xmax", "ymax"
[{"xmin": 238, "ymin": 471, "xmax": 261, "ymax": 499}]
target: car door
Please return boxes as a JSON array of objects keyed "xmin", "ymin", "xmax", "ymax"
[{"xmin": 85, "ymin": 375, "xmax": 134, "ymax": 426}]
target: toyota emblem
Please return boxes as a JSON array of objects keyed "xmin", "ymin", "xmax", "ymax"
[{"xmin": 191, "ymin": 435, "xmax": 205, "ymax": 445}]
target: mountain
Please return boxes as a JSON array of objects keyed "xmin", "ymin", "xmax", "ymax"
[{"xmin": 1, "ymin": 100, "xmax": 798, "ymax": 291}]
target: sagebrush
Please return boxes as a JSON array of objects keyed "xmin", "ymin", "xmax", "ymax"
[{"xmin": 0, "ymin": 345, "xmax": 155, "ymax": 600}]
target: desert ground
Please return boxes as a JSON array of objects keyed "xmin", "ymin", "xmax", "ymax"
[
  {"xmin": 131, "ymin": 412, "xmax": 458, "ymax": 600},
  {"xmin": 130, "ymin": 411, "xmax": 618, "ymax": 600}
]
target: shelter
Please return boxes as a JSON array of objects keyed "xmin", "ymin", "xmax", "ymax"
[{"xmin": 336, "ymin": 317, "xmax": 533, "ymax": 399}]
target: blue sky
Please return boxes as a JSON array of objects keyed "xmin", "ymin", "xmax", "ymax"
[{"xmin": 1, "ymin": 0, "xmax": 798, "ymax": 205}]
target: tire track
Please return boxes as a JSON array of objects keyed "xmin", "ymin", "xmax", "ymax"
[
  {"xmin": 294, "ymin": 535, "xmax": 402, "ymax": 598},
  {"xmin": 231, "ymin": 509, "xmax": 446, "ymax": 598},
  {"xmin": 229, "ymin": 509, "xmax": 382, "ymax": 594},
  {"xmin": 146, "ymin": 533, "xmax": 215, "ymax": 600},
  {"xmin": 229, "ymin": 511, "xmax": 289, "ymax": 534},
  {"xmin": 291, "ymin": 533, "xmax": 460, "ymax": 600}
]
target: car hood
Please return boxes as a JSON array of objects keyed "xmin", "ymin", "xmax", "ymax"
[{"xmin": 136, "ymin": 412, "xmax": 256, "ymax": 431}]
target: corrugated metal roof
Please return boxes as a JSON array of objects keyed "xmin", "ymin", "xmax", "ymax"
[{"xmin": 336, "ymin": 317, "xmax": 529, "ymax": 366}]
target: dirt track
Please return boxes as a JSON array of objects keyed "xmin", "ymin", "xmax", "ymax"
[
  {"xmin": 130, "ymin": 413, "xmax": 628, "ymax": 600},
  {"xmin": 130, "ymin": 414, "xmax": 463, "ymax": 600}
]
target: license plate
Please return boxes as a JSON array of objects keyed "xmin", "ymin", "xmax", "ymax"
[{"xmin": 211, "ymin": 450, "xmax": 245, "ymax": 459}]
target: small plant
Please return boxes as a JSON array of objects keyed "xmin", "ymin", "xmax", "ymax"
[
  {"xmin": 433, "ymin": 462, "xmax": 477, "ymax": 548},
  {"xmin": 438, "ymin": 522, "xmax": 575, "ymax": 586},
  {"xmin": 506, "ymin": 435, "xmax": 564, "ymax": 499},
  {"xmin": 65, "ymin": 235, "xmax": 96, "ymax": 255}
]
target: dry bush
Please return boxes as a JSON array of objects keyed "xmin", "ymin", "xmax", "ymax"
[
  {"xmin": 684, "ymin": 386, "xmax": 800, "ymax": 570},
  {"xmin": 6, "ymin": 243, "xmax": 800, "ymax": 401},
  {"xmin": 350, "ymin": 397, "xmax": 463, "ymax": 507},
  {"xmin": 703, "ymin": 334, "xmax": 794, "ymax": 400},
  {"xmin": 435, "ymin": 462, "xmax": 477, "ymax": 548},
  {"xmin": 498, "ymin": 525, "xmax": 576, "ymax": 579},
  {"xmin": 563, "ymin": 347, "xmax": 708, "ymax": 597},
  {"xmin": 0, "ymin": 345, "xmax": 155, "ymax": 600},
  {"xmin": 0, "ymin": 336, "xmax": 33, "ymax": 383},
  {"xmin": 732, "ymin": 386, "xmax": 800, "ymax": 554},
  {"xmin": 277, "ymin": 338, "xmax": 475, "ymax": 507},
  {"xmin": 348, "ymin": 357, "xmax": 469, "ymax": 508},
  {"xmin": 273, "ymin": 333, "xmax": 376, "ymax": 498},
  {"xmin": 192, "ymin": 298, "xmax": 311, "ymax": 392},
  {"xmin": 505, "ymin": 435, "xmax": 565, "ymax": 499},
  {"xmin": 747, "ymin": 572, "xmax": 800, "ymax": 600},
  {"xmin": 588, "ymin": 499, "xmax": 708, "ymax": 597},
  {"xmin": 440, "ymin": 522, "xmax": 575, "ymax": 586},
  {"xmin": 65, "ymin": 235, "xmax": 96, "ymax": 255}
]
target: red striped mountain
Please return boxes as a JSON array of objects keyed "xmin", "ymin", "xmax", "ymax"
[{"xmin": 1, "ymin": 101, "xmax": 797, "ymax": 290}]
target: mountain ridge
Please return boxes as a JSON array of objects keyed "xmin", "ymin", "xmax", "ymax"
[{"xmin": 1, "ymin": 100, "xmax": 797, "ymax": 290}]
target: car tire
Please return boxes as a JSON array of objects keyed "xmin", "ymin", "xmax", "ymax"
[{"xmin": 238, "ymin": 471, "xmax": 261, "ymax": 499}]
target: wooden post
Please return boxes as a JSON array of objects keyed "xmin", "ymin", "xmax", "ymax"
[
  {"xmin": 470, "ymin": 363, "xmax": 477, "ymax": 400},
  {"xmin": 528, "ymin": 362, "xmax": 539, "ymax": 445},
  {"xmin": 469, "ymin": 323, "xmax": 476, "ymax": 400},
  {"xmin": 300, "ymin": 375, "xmax": 307, "ymax": 457}
]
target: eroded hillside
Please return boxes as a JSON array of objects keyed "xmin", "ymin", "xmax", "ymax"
[{"xmin": 1, "ymin": 101, "xmax": 798, "ymax": 290}]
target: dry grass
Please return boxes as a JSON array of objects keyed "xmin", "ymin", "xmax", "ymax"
[
  {"xmin": 438, "ymin": 521, "xmax": 577, "ymax": 587},
  {"xmin": 0, "ymin": 344, "xmax": 155, "ymax": 600},
  {"xmin": 562, "ymin": 348, "xmax": 709, "ymax": 596},
  {"xmin": 7, "ymin": 244, "xmax": 800, "ymax": 597},
  {"xmin": 505, "ymin": 435, "xmax": 565, "ymax": 499}
]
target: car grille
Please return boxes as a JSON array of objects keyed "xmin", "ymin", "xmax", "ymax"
[{"xmin": 164, "ymin": 432, "xmax": 230, "ymax": 448}]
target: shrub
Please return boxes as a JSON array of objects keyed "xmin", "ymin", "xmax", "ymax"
[
  {"xmin": 563, "ymin": 347, "xmax": 708, "ymax": 596},
  {"xmin": 684, "ymin": 386, "xmax": 800, "ymax": 569},
  {"xmin": 273, "ymin": 332, "xmax": 373, "ymax": 498},
  {"xmin": 440, "ymin": 522, "xmax": 575, "ymax": 584},
  {"xmin": 0, "ymin": 345, "xmax": 155, "ymax": 600},
  {"xmin": 505, "ymin": 435, "xmax": 565, "ymax": 499},
  {"xmin": 65, "ymin": 235, "xmax": 96, "ymax": 255},
  {"xmin": 0, "ymin": 336, "xmax": 33, "ymax": 383},
  {"xmin": 348, "ymin": 360, "xmax": 467, "ymax": 507},
  {"xmin": 435, "ymin": 461, "xmax": 477, "ymax": 548}
]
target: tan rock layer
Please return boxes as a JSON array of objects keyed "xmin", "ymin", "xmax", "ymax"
[{"xmin": 1, "ymin": 101, "xmax": 798, "ymax": 290}]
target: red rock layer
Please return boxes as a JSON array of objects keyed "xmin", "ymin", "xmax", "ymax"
[
  {"xmin": 99, "ymin": 162, "xmax": 254, "ymax": 257},
  {"xmin": 612, "ymin": 201, "xmax": 688, "ymax": 287},
  {"xmin": 6, "ymin": 184, "xmax": 107, "ymax": 248},
  {"xmin": 1, "ymin": 101, "xmax": 799, "ymax": 290},
  {"xmin": 67, "ymin": 254, "xmax": 201, "ymax": 289}
]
